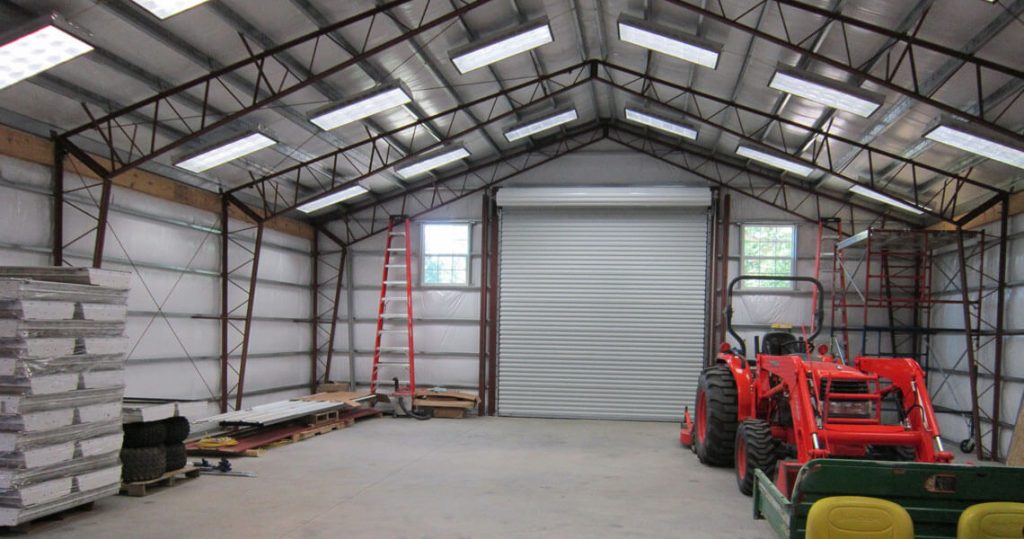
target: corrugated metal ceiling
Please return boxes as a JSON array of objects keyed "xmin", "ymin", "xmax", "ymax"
[{"xmin": 0, "ymin": 0, "xmax": 1020, "ymax": 225}]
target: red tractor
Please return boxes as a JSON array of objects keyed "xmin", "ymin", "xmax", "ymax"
[{"xmin": 682, "ymin": 276, "xmax": 952, "ymax": 496}]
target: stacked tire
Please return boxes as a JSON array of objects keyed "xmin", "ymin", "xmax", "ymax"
[{"xmin": 120, "ymin": 417, "xmax": 190, "ymax": 483}]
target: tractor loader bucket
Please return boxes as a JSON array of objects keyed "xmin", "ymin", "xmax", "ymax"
[{"xmin": 753, "ymin": 459, "xmax": 1024, "ymax": 539}]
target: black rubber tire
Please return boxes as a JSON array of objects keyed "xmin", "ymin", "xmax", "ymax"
[
  {"xmin": 695, "ymin": 365, "xmax": 740, "ymax": 467},
  {"xmin": 735, "ymin": 419, "xmax": 778, "ymax": 496},
  {"xmin": 164, "ymin": 443, "xmax": 187, "ymax": 472},
  {"xmin": 122, "ymin": 422, "xmax": 166, "ymax": 448},
  {"xmin": 120, "ymin": 447, "xmax": 166, "ymax": 482},
  {"xmin": 162, "ymin": 417, "xmax": 191, "ymax": 444}
]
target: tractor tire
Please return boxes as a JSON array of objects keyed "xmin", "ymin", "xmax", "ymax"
[
  {"xmin": 162, "ymin": 417, "xmax": 190, "ymax": 444},
  {"xmin": 695, "ymin": 365, "xmax": 739, "ymax": 467},
  {"xmin": 735, "ymin": 419, "xmax": 778, "ymax": 496},
  {"xmin": 122, "ymin": 421, "xmax": 166, "ymax": 448},
  {"xmin": 164, "ymin": 443, "xmax": 187, "ymax": 472},
  {"xmin": 120, "ymin": 447, "xmax": 166, "ymax": 483}
]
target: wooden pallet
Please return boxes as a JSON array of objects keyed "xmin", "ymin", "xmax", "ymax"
[{"xmin": 119, "ymin": 466, "xmax": 200, "ymax": 497}]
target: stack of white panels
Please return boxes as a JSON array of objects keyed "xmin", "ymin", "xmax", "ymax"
[{"xmin": 0, "ymin": 268, "xmax": 130, "ymax": 526}]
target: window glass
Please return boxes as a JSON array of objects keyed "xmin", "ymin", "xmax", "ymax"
[
  {"xmin": 741, "ymin": 224, "xmax": 796, "ymax": 288},
  {"xmin": 422, "ymin": 223, "xmax": 470, "ymax": 285}
]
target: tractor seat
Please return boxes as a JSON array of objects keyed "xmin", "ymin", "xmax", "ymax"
[
  {"xmin": 806, "ymin": 496, "xmax": 914, "ymax": 539},
  {"xmin": 957, "ymin": 502, "xmax": 1024, "ymax": 539},
  {"xmin": 762, "ymin": 331, "xmax": 806, "ymax": 355}
]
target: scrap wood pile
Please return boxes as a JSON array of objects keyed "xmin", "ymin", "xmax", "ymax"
[
  {"xmin": 413, "ymin": 388, "xmax": 480, "ymax": 418},
  {"xmin": 186, "ymin": 392, "xmax": 380, "ymax": 457}
]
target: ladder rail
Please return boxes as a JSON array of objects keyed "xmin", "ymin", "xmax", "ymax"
[{"xmin": 370, "ymin": 217, "xmax": 417, "ymax": 397}]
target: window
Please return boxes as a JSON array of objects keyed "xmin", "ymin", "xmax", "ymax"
[
  {"xmin": 422, "ymin": 223, "xmax": 471, "ymax": 285},
  {"xmin": 741, "ymin": 224, "xmax": 796, "ymax": 288}
]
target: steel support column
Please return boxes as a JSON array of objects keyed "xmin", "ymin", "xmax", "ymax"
[
  {"xmin": 477, "ymin": 191, "xmax": 491, "ymax": 416},
  {"xmin": 51, "ymin": 134, "xmax": 65, "ymax": 267},
  {"xmin": 486, "ymin": 192, "xmax": 499, "ymax": 416},
  {"xmin": 956, "ymin": 227, "xmax": 984, "ymax": 460},
  {"xmin": 989, "ymin": 197, "xmax": 1010, "ymax": 459},
  {"xmin": 716, "ymin": 194, "xmax": 732, "ymax": 364},
  {"xmin": 309, "ymin": 232, "xmax": 320, "ymax": 393}
]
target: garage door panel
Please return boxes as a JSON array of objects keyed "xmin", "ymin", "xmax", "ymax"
[{"xmin": 498, "ymin": 207, "xmax": 708, "ymax": 421}]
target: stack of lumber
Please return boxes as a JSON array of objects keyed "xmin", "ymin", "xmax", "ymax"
[
  {"xmin": 0, "ymin": 267, "xmax": 130, "ymax": 527},
  {"xmin": 187, "ymin": 392, "xmax": 378, "ymax": 457},
  {"xmin": 413, "ymin": 388, "xmax": 480, "ymax": 418}
]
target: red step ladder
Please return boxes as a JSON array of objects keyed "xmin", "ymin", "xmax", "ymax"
[{"xmin": 370, "ymin": 217, "xmax": 416, "ymax": 397}]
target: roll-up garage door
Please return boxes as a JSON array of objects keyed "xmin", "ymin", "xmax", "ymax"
[{"xmin": 496, "ymin": 187, "xmax": 710, "ymax": 420}]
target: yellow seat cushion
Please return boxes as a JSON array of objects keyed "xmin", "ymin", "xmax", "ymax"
[
  {"xmin": 958, "ymin": 502, "xmax": 1024, "ymax": 539},
  {"xmin": 806, "ymin": 496, "xmax": 914, "ymax": 539}
]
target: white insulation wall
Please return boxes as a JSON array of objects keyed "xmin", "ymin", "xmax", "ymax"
[
  {"xmin": 928, "ymin": 215, "xmax": 1024, "ymax": 459},
  {"xmin": 0, "ymin": 154, "xmax": 312, "ymax": 417}
]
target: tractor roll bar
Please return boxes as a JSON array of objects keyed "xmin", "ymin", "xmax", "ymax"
[{"xmin": 724, "ymin": 276, "xmax": 825, "ymax": 357}]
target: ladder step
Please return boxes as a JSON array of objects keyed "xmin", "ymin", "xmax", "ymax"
[
  {"xmin": 378, "ymin": 329, "xmax": 405, "ymax": 333},
  {"xmin": 387, "ymin": 248, "xmax": 406, "ymax": 252},
  {"xmin": 381, "ymin": 297, "xmax": 407, "ymax": 302},
  {"xmin": 390, "ymin": 232, "xmax": 406, "ymax": 236},
  {"xmin": 383, "ymin": 280, "xmax": 407, "ymax": 285},
  {"xmin": 379, "ymin": 347, "xmax": 409, "ymax": 352},
  {"xmin": 380, "ymin": 314, "xmax": 408, "ymax": 319},
  {"xmin": 376, "ymin": 362, "xmax": 410, "ymax": 367},
  {"xmin": 386, "ymin": 264, "xmax": 406, "ymax": 268}
]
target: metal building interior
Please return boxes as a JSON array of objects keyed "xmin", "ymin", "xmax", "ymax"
[{"xmin": 0, "ymin": 0, "xmax": 1022, "ymax": 537}]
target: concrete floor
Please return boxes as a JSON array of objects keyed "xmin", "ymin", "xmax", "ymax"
[{"xmin": 30, "ymin": 417, "xmax": 773, "ymax": 538}]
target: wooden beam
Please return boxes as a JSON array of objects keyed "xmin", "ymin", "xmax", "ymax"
[
  {"xmin": 1009, "ymin": 399, "xmax": 1024, "ymax": 466},
  {"xmin": 928, "ymin": 191, "xmax": 1024, "ymax": 231},
  {"xmin": 0, "ymin": 125, "xmax": 313, "ymax": 239}
]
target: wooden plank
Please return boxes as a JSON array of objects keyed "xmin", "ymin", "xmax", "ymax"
[
  {"xmin": 413, "ymin": 398, "xmax": 475, "ymax": 409},
  {"xmin": 414, "ymin": 388, "xmax": 479, "ymax": 402},
  {"xmin": 120, "ymin": 466, "xmax": 201, "ymax": 497},
  {"xmin": 928, "ymin": 191, "xmax": 1024, "ymax": 231},
  {"xmin": 0, "ymin": 125, "xmax": 313, "ymax": 239},
  {"xmin": 185, "ymin": 424, "xmax": 308, "ymax": 457},
  {"xmin": 1009, "ymin": 400, "xmax": 1024, "ymax": 467},
  {"xmin": 431, "ymin": 408, "xmax": 466, "ymax": 419}
]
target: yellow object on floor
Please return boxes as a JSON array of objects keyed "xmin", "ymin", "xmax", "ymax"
[
  {"xmin": 957, "ymin": 502, "xmax": 1024, "ymax": 539},
  {"xmin": 806, "ymin": 496, "xmax": 914, "ymax": 539},
  {"xmin": 196, "ymin": 437, "xmax": 239, "ymax": 449}
]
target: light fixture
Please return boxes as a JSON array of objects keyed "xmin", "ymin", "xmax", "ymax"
[
  {"xmin": 617, "ymin": 14, "xmax": 721, "ymax": 69},
  {"xmin": 449, "ymin": 18, "xmax": 552, "ymax": 74},
  {"xmin": 130, "ymin": 0, "xmax": 211, "ymax": 19},
  {"xmin": 769, "ymin": 67, "xmax": 885, "ymax": 118},
  {"xmin": 394, "ymin": 146, "xmax": 470, "ymax": 179},
  {"xmin": 736, "ymin": 145, "xmax": 815, "ymax": 177},
  {"xmin": 504, "ymin": 108, "xmax": 578, "ymax": 142},
  {"xmin": 0, "ymin": 14, "xmax": 93, "ymax": 91},
  {"xmin": 175, "ymin": 133, "xmax": 276, "ymax": 173},
  {"xmin": 624, "ymin": 108, "xmax": 698, "ymax": 139},
  {"xmin": 924, "ymin": 121, "xmax": 1024, "ymax": 170},
  {"xmin": 310, "ymin": 83, "xmax": 413, "ymax": 131},
  {"xmin": 849, "ymin": 185, "xmax": 926, "ymax": 215},
  {"xmin": 296, "ymin": 185, "xmax": 369, "ymax": 213}
]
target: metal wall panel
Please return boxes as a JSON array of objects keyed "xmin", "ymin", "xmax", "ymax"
[{"xmin": 498, "ymin": 207, "xmax": 709, "ymax": 420}]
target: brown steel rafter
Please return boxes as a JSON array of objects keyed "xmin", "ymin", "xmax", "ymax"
[
  {"xmin": 595, "ymin": 62, "xmax": 1005, "ymax": 224},
  {"xmin": 665, "ymin": 0, "xmax": 1024, "ymax": 143},
  {"xmin": 225, "ymin": 63, "xmax": 594, "ymax": 219},
  {"xmin": 323, "ymin": 123, "xmax": 608, "ymax": 245},
  {"xmin": 58, "ymin": 0, "xmax": 496, "ymax": 178},
  {"xmin": 605, "ymin": 123, "xmax": 895, "ymax": 233}
]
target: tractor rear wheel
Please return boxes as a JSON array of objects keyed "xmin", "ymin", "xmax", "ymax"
[
  {"xmin": 695, "ymin": 365, "xmax": 739, "ymax": 466},
  {"xmin": 735, "ymin": 419, "xmax": 778, "ymax": 495}
]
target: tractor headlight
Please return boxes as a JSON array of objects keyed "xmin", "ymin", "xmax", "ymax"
[{"xmin": 828, "ymin": 400, "xmax": 873, "ymax": 418}]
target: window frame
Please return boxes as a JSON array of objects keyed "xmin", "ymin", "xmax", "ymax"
[
  {"xmin": 419, "ymin": 221, "xmax": 473, "ymax": 287},
  {"xmin": 739, "ymin": 223, "xmax": 797, "ymax": 290}
]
